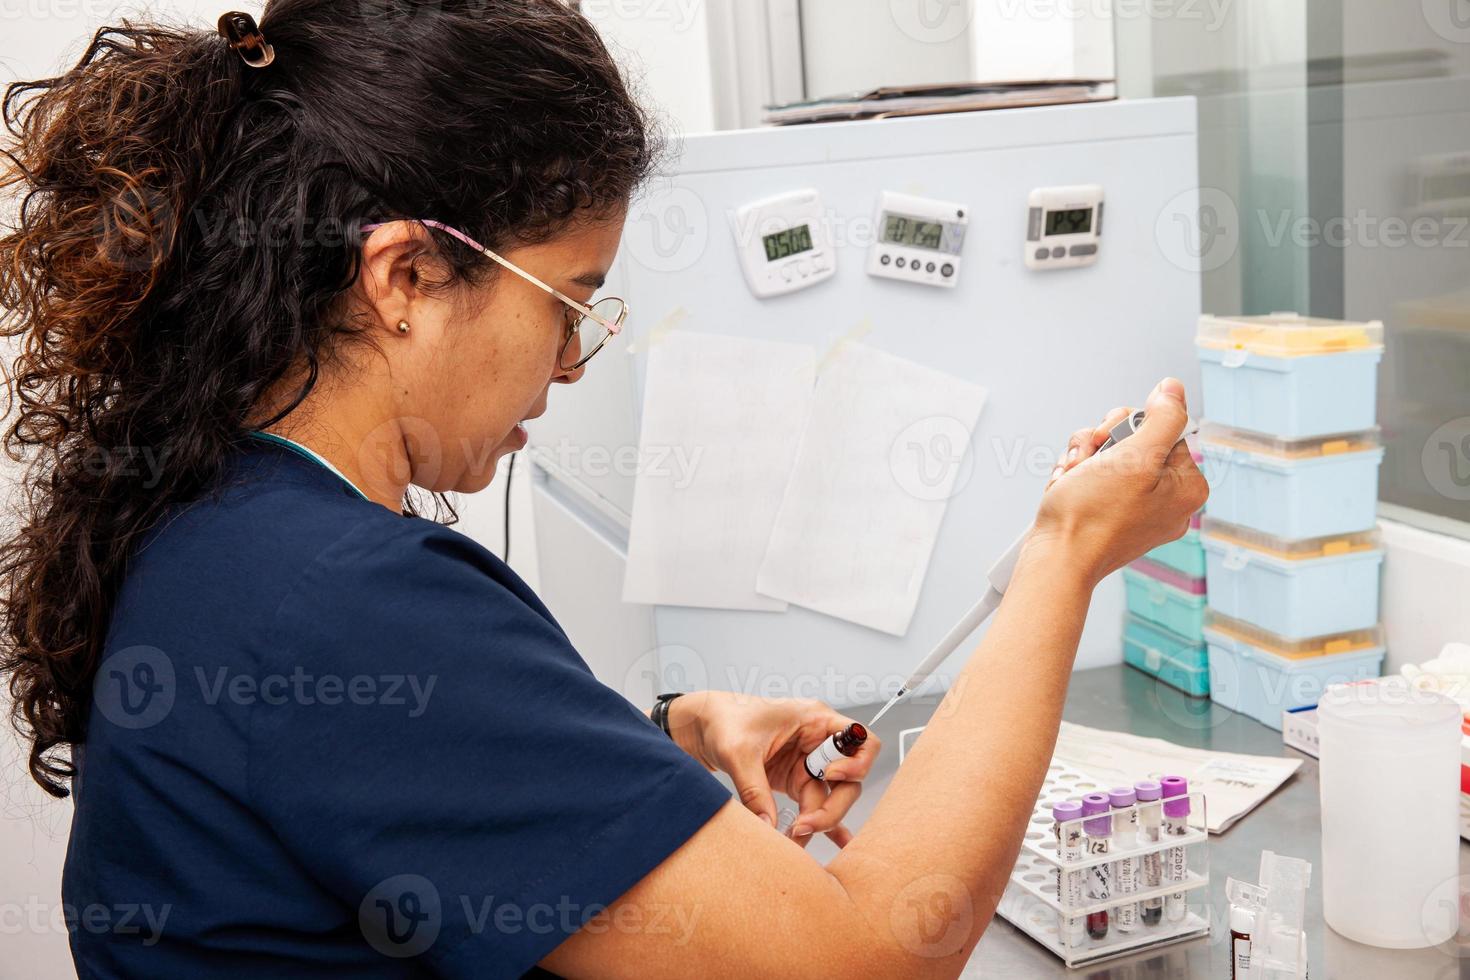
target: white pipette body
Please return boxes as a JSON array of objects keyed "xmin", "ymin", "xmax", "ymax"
[{"xmin": 868, "ymin": 409, "xmax": 1197, "ymax": 727}]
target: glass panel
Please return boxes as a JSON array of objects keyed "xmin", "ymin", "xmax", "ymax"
[{"xmin": 1118, "ymin": 1, "xmax": 1470, "ymax": 534}]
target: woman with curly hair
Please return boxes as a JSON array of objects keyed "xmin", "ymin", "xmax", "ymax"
[{"xmin": 0, "ymin": 1, "xmax": 1205, "ymax": 976}]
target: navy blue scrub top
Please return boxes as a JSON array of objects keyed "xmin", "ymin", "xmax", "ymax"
[{"xmin": 64, "ymin": 437, "xmax": 730, "ymax": 978}]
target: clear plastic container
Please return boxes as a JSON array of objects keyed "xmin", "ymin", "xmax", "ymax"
[
  {"xmin": 1199, "ymin": 426, "xmax": 1384, "ymax": 539},
  {"xmin": 1204, "ymin": 610, "xmax": 1383, "ymax": 659},
  {"xmin": 1319, "ymin": 682, "xmax": 1460, "ymax": 948},
  {"xmin": 1204, "ymin": 613, "xmax": 1385, "ymax": 730},
  {"xmin": 1200, "ymin": 519, "xmax": 1383, "ymax": 639},
  {"xmin": 1196, "ymin": 312, "xmax": 1384, "ymax": 356},
  {"xmin": 1196, "ymin": 312, "xmax": 1383, "ymax": 438}
]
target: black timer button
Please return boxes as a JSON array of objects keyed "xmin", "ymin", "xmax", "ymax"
[
  {"xmin": 941, "ymin": 263, "xmax": 955, "ymax": 277},
  {"xmin": 1034, "ymin": 248, "xmax": 1050, "ymax": 261},
  {"xmin": 925, "ymin": 262, "xmax": 936, "ymax": 273},
  {"xmin": 1050, "ymin": 247, "xmax": 1066, "ymax": 259},
  {"xmin": 880, "ymin": 253, "xmax": 891, "ymax": 266},
  {"xmin": 895, "ymin": 257, "xmax": 906, "ymax": 269}
]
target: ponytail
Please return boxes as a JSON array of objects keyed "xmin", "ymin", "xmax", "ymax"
[
  {"xmin": 0, "ymin": 0, "xmax": 657, "ymax": 798},
  {"xmin": 0, "ymin": 23, "xmax": 247, "ymax": 796}
]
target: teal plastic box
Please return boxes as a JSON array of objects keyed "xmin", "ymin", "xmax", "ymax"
[
  {"xmin": 1123, "ymin": 567, "xmax": 1207, "ymax": 641},
  {"xmin": 1123, "ymin": 615, "xmax": 1210, "ymax": 697},
  {"xmin": 1146, "ymin": 528, "xmax": 1207, "ymax": 578}
]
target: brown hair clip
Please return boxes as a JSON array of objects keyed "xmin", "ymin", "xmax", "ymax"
[{"xmin": 217, "ymin": 11, "xmax": 275, "ymax": 69}]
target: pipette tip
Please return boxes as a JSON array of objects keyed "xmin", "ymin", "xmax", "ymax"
[{"xmin": 868, "ymin": 689, "xmax": 907, "ymax": 727}]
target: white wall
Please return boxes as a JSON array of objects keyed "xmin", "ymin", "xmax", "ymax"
[
  {"xmin": 580, "ymin": 0, "xmax": 717, "ymax": 137},
  {"xmin": 1380, "ymin": 518, "xmax": 1470, "ymax": 675}
]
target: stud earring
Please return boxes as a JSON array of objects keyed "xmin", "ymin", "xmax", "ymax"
[{"xmin": 397, "ymin": 320, "xmax": 411, "ymax": 334}]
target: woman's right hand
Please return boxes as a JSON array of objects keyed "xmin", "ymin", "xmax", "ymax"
[{"xmin": 1027, "ymin": 377, "xmax": 1208, "ymax": 588}]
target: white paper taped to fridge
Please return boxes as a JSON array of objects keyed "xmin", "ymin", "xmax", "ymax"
[
  {"xmin": 756, "ymin": 343, "xmax": 988, "ymax": 635},
  {"xmin": 622, "ymin": 331, "xmax": 816, "ymax": 611}
]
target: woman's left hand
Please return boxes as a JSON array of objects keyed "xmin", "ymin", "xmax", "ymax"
[{"xmin": 662, "ymin": 691, "xmax": 881, "ymax": 848}]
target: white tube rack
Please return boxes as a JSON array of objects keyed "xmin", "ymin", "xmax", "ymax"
[{"xmin": 998, "ymin": 761, "xmax": 1211, "ymax": 968}]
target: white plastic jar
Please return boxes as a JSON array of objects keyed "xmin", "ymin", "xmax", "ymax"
[{"xmin": 1318, "ymin": 681, "xmax": 1461, "ymax": 948}]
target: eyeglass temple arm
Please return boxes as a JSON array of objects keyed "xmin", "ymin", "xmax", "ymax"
[{"xmin": 360, "ymin": 220, "xmax": 622, "ymax": 336}]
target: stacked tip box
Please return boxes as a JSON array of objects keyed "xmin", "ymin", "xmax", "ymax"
[
  {"xmin": 1195, "ymin": 313, "xmax": 1387, "ymax": 730},
  {"xmin": 1123, "ymin": 509, "xmax": 1210, "ymax": 697}
]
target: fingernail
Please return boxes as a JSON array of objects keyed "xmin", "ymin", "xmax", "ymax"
[
  {"xmin": 792, "ymin": 825, "xmax": 813, "ymax": 838},
  {"xmin": 1050, "ymin": 465, "xmax": 1064, "ymax": 481},
  {"xmin": 1159, "ymin": 377, "xmax": 1185, "ymax": 402},
  {"xmin": 1066, "ymin": 446, "xmax": 1079, "ymax": 463}
]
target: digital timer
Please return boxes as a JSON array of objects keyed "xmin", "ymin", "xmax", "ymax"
[
  {"xmin": 731, "ymin": 189, "xmax": 836, "ymax": 298},
  {"xmin": 1026, "ymin": 185, "xmax": 1105, "ymax": 270},
  {"xmin": 866, "ymin": 191, "xmax": 968, "ymax": 289}
]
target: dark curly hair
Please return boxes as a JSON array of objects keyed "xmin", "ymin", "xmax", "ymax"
[{"xmin": 0, "ymin": 0, "xmax": 658, "ymax": 797}]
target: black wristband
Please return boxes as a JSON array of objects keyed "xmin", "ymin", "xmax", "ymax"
[{"xmin": 653, "ymin": 692, "xmax": 683, "ymax": 737}]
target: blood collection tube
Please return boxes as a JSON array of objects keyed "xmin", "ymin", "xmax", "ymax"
[
  {"xmin": 1052, "ymin": 800, "xmax": 1087, "ymax": 949},
  {"xmin": 1081, "ymin": 793, "xmax": 1113, "ymax": 940},
  {"xmin": 803, "ymin": 723, "xmax": 867, "ymax": 780},
  {"xmin": 1134, "ymin": 779, "xmax": 1164, "ymax": 926},
  {"xmin": 1109, "ymin": 787, "xmax": 1140, "ymax": 934},
  {"xmin": 1160, "ymin": 775, "xmax": 1190, "ymax": 923}
]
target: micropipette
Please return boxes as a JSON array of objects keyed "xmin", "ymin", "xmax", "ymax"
[{"xmin": 868, "ymin": 409, "xmax": 1197, "ymax": 727}]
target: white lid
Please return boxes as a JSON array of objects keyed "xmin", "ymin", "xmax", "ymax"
[{"xmin": 1318, "ymin": 678, "xmax": 1461, "ymax": 732}]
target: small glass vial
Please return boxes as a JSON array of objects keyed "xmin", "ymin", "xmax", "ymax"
[{"xmin": 804, "ymin": 723, "xmax": 868, "ymax": 780}]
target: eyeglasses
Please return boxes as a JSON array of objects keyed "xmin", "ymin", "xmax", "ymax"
[{"xmin": 360, "ymin": 219, "xmax": 627, "ymax": 370}]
